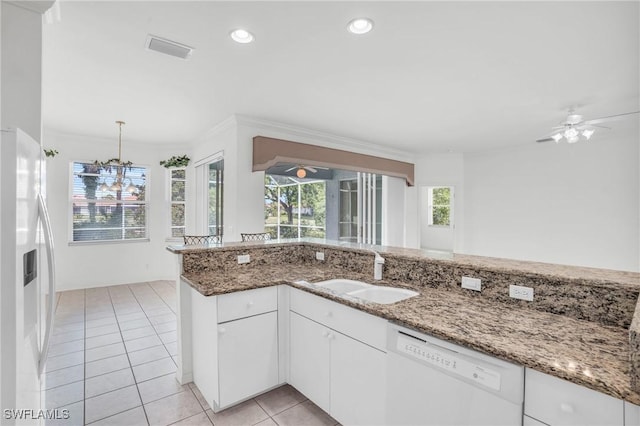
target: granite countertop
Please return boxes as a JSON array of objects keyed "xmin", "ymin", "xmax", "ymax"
[
  {"xmin": 169, "ymin": 238, "xmax": 640, "ymax": 289},
  {"xmin": 181, "ymin": 264, "xmax": 639, "ymax": 405}
]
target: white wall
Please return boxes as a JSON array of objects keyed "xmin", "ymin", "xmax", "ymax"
[
  {"xmin": 190, "ymin": 118, "xmax": 240, "ymax": 240},
  {"xmin": 463, "ymin": 126, "xmax": 639, "ymax": 272},
  {"xmin": 43, "ymin": 130, "xmax": 192, "ymax": 290},
  {"xmin": 1, "ymin": 2, "xmax": 43, "ymax": 141}
]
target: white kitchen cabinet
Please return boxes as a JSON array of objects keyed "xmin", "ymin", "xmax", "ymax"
[
  {"xmin": 218, "ymin": 311, "xmax": 278, "ymax": 408},
  {"xmin": 525, "ymin": 368, "xmax": 623, "ymax": 426},
  {"xmin": 289, "ymin": 311, "xmax": 331, "ymax": 413},
  {"xmin": 191, "ymin": 286, "xmax": 279, "ymax": 412},
  {"xmin": 625, "ymin": 401, "xmax": 640, "ymax": 425},
  {"xmin": 331, "ymin": 326, "xmax": 386, "ymax": 425},
  {"xmin": 289, "ymin": 289, "xmax": 386, "ymax": 425}
]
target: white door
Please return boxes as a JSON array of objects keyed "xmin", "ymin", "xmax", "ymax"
[
  {"xmin": 289, "ymin": 312, "xmax": 330, "ymax": 413},
  {"xmin": 331, "ymin": 331, "xmax": 386, "ymax": 425},
  {"xmin": 217, "ymin": 311, "xmax": 278, "ymax": 408},
  {"xmin": 420, "ymin": 185, "xmax": 455, "ymax": 251}
]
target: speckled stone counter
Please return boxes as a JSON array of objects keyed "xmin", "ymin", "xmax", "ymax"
[{"xmin": 168, "ymin": 239, "xmax": 640, "ymax": 404}]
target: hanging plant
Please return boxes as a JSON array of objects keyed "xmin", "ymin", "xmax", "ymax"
[
  {"xmin": 160, "ymin": 155, "xmax": 190, "ymax": 168},
  {"xmin": 43, "ymin": 148, "xmax": 58, "ymax": 158},
  {"xmin": 93, "ymin": 159, "xmax": 133, "ymax": 173}
]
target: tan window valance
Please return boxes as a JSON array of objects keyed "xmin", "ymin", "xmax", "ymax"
[{"xmin": 252, "ymin": 136, "xmax": 415, "ymax": 186}]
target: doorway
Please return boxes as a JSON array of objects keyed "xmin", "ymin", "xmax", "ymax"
[{"xmin": 419, "ymin": 185, "xmax": 455, "ymax": 252}]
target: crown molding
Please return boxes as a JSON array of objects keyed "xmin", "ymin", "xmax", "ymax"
[
  {"xmin": 43, "ymin": 128, "xmax": 190, "ymax": 152},
  {"xmin": 197, "ymin": 115, "xmax": 238, "ymax": 142}
]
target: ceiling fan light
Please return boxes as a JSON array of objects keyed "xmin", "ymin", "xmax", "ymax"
[
  {"xmin": 564, "ymin": 128, "xmax": 579, "ymax": 139},
  {"xmin": 582, "ymin": 129, "xmax": 595, "ymax": 140},
  {"xmin": 296, "ymin": 168, "xmax": 307, "ymax": 178},
  {"xmin": 566, "ymin": 135, "xmax": 580, "ymax": 144},
  {"xmin": 110, "ymin": 181, "xmax": 122, "ymax": 191},
  {"xmin": 551, "ymin": 133, "xmax": 563, "ymax": 143},
  {"xmin": 99, "ymin": 182, "xmax": 109, "ymax": 192}
]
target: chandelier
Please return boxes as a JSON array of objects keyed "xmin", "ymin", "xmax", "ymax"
[{"xmin": 97, "ymin": 121, "xmax": 136, "ymax": 193}]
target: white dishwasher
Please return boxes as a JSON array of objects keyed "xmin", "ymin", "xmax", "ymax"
[{"xmin": 386, "ymin": 323, "xmax": 524, "ymax": 426}]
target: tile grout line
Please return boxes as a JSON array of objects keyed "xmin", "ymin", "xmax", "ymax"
[
  {"xmin": 126, "ymin": 282, "xmax": 184, "ymax": 423},
  {"xmin": 131, "ymin": 282, "xmax": 178, "ymax": 366},
  {"xmin": 129, "ymin": 282, "xmax": 191, "ymax": 423},
  {"xmin": 106, "ymin": 284, "xmax": 151, "ymax": 426}
]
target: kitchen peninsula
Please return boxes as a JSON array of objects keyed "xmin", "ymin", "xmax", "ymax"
[{"xmin": 167, "ymin": 239, "xmax": 640, "ymax": 425}]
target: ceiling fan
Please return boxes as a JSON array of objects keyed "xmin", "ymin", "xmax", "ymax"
[
  {"xmin": 284, "ymin": 164, "xmax": 329, "ymax": 178},
  {"xmin": 536, "ymin": 109, "xmax": 639, "ymax": 144}
]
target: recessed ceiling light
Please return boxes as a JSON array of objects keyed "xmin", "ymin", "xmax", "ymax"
[
  {"xmin": 347, "ymin": 18, "xmax": 374, "ymax": 35},
  {"xmin": 230, "ymin": 29, "xmax": 255, "ymax": 44}
]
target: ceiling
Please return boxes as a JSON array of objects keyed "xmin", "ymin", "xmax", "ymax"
[{"xmin": 42, "ymin": 1, "xmax": 639, "ymax": 154}]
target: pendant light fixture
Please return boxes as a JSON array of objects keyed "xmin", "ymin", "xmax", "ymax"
[{"xmin": 97, "ymin": 121, "xmax": 136, "ymax": 194}]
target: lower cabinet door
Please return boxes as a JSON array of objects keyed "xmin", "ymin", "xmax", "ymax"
[
  {"xmin": 525, "ymin": 368, "xmax": 623, "ymax": 426},
  {"xmin": 330, "ymin": 331, "xmax": 386, "ymax": 425},
  {"xmin": 289, "ymin": 312, "xmax": 331, "ymax": 413},
  {"xmin": 218, "ymin": 311, "xmax": 279, "ymax": 408}
]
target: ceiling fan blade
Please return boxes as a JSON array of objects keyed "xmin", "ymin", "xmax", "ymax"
[
  {"xmin": 583, "ymin": 111, "xmax": 640, "ymax": 126},
  {"xmin": 536, "ymin": 138, "xmax": 554, "ymax": 143},
  {"xmin": 304, "ymin": 166, "xmax": 318, "ymax": 173},
  {"xmin": 284, "ymin": 166, "xmax": 297, "ymax": 172},
  {"xmin": 587, "ymin": 124, "xmax": 611, "ymax": 130}
]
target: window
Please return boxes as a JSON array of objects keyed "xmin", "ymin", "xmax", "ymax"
[
  {"xmin": 427, "ymin": 186, "xmax": 453, "ymax": 227},
  {"xmin": 264, "ymin": 175, "xmax": 326, "ymax": 239},
  {"xmin": 169, "ymin": 168, "xmax": 186, "ymax": 238},
  {"xmin": 71, "ymin": 162, "xmax": 147, "ymax": 242},
  {"xmin": 339, "ymin": 179, "xmax": 359, "ymax": 241},
  {"xmin": 208, "ymin": 159, "xmax": 224, "ymax": 236}
]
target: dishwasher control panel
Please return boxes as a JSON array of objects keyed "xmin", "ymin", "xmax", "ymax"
[{"xmin": 396, "ymin": 332, "xmax": 502, "ymax": 391}]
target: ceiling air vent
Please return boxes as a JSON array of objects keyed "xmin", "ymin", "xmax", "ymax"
[{"xmin": 145, "ymin": 35, "xmax": 193, "ymax": 60}]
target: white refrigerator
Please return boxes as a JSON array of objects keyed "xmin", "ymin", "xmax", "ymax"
[{"xmin": 1, "ymin": 128, "xmax": 56, "ymax": 424}]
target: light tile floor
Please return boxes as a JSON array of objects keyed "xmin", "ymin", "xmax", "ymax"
[{"xmin": 44, "ymin": 280, "xmax": 338, "ymax": 426}]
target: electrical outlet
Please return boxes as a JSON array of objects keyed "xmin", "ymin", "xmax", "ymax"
[
  {"xmin": 315, "ymin": 251, "xmax": 325, "ymax": 261},
  {"xmin": 237, "ymin": 254, "xmax": 250, "ymax": 264},
  {"xmin": 509, "ymin": 284, "xmax": 534, "ymax": 301},
  {"xmin": 461, "ymin": 276, "xmax": 482, "ymax": 291}
]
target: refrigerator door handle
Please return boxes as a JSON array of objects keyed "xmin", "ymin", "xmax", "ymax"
[{"xmin": 37, "ymin": 193, "xmax": 56, "ymax": 376}]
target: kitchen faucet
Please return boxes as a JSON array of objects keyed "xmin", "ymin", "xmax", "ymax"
[{"xmin": 373, "ymin": 252, "xmax": 385, "ymax": 280}]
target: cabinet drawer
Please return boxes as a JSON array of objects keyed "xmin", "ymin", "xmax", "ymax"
[
  {"xmin": 217, "ymin": 286, "xmax": 277, "ymax": 323},
  {"xmin": 524, "ymin": 368, "xmax": 623, "ymax": 426},
  {"xmin": 290, "ymin": 288, "xmax": 386, "ymax": 351}
]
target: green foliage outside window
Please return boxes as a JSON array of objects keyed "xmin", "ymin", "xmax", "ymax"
[
  {"xmin": 431, "ymin": 187, "xmax": 451, "ymax": 226},
  {"xmin": 264, "ymin": 175, "xmax": 326, "ymax": 238}
]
